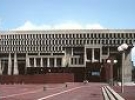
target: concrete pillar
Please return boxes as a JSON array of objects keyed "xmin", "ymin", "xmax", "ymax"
[
  {"xmin": 71, "ymin": 47, "xmax": 73, "ymax": 56},
  {"xmin": 34, "ymin": 58, "xmax": 36, "ymax": 67},
  {"xmin": 41, "ymin": 58, "xmax": 43, "ymax": 67},
  {"xmin": 13, "ymin": 53, "xmax": 18, "ymax": 75},
  {"xmin": 62, "ymin": 56, "xmax": 66, "ymax": 67},
  {"xmin": 0, "ymin": 59, "xmax": 1, "ymax": 75},
  {"xmin": 100, "ymin": 48, "xmax": 102, "ymax": 62},
  {"xmin": 26, "ymin": 53, "xmax": 30, "ymax": 67},
  {"xmin": 8, "ymin": 53, "xmax": 12, "ymax": 75},
  {"xmin": 122, "ymin": 51, "xmax": 132, "ymax": 82},
  {"xmin": 84, "ymin": 47, "xmax": 87, "ymax": 66},
  {"xmin": 47, "ymin": 58, "xmax": 50, "ymax": 67},
  {"xmin": 54, "ymin": 58, "xmax": 57, "ymax": 67},
  {"xmin": 92, "ymin": 48, "xmax": 95, "ymax": 62}
]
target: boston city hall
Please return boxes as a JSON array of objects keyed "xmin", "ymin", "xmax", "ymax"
[{"xmin": 0, "ymin": 29, "xmax": 134, "ymax": 83}]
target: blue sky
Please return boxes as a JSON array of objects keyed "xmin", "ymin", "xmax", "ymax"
[{"xmin": 0, "ymin": 0, "xmax": 135, "ymax": 30}]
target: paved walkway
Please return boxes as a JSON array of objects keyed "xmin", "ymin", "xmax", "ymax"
[
  {"xmin": 0, "ymin": 83, "xmax": 106, "ymax": 100},
  {"xmin": 113, "ymin": 85, "xmax": 135, "ymax": 100},
  {"xmin": 112, "ymin": 82, "xmax": 135, "ymax": 100}
]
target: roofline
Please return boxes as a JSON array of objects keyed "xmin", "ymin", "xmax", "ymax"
[{"xmin": 0, "ymin": 29, "xmax": 135, "ymax": 35}]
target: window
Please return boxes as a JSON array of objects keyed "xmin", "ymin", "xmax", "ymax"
[
  {"xmin": 91, "ymin": 40, "xmax": 93, "ymax": 44},
  {"xmin": 50, "ymin": 58, "xmax": 54, "ymax": 67},
  {"xmin": 91, "ymin": 34, "xmax": 93, "ymax": 38},
  {"xmin": 71, "ymin": 58, "xmax": 74, "ymax": 64},
  {"xmin": 66, "ymin": 34, "xmax": 68, "ymax": 38},
  {"xmin": 94, "ymin": 34, "xmax": 96, "ymax": 38},
  {"xmin": 73, "ymin": 34, "xmax": 75, "ymax": 38},
  {"xmin": 88, "ymin": 34, "xmax": 90, "ymax": 38},
  {"xmin": 57, "ymin": 58, "xmax": 62, "ymax": 67},
  {"xmin": 69, "ymin": 40, "xmax": 72, "ymax": 45},
  {"xmin": 69, "ymin": 34, "xmax": 71, "ymax": 38},
  {"xmin": 75, "ymin": 58, "xmax": 77, "ymax": 64},
  {"xmin": 76, "ymin": 34, "xmax": 79, "ymax": 38},
  {"xmin": 36, "ymin": 58, "xmax": 41, "ymax": 67},
  {"xmin": 87, "ymin": 40, "xmax": 89, "ymax": 44},
  {"xmin": 106, "ymin": 34, "xmax": 109, "ymax": 38},
  {"xmin": 76, "ymin": 40, "xmax": 79, "ymax": 44},
  {"xmin": 118, "ymin": 34, "xmax": 120, "ymax": 38},
  {"xmin": 98, "ymin": 40, "xmax": 100, "ymax": 44},
  {"xmin": 84, "ymin": 34, "xmax": 86, "ymax": 38},
  {"xmin": 62, "ymin": 34, "xmax": 64, "ymax": 38},
  {"xmin": 102, "ymin": 47, "xmax": 108, "ymax": 55},
  {"xmin": 30, "ymin": 58, "xmax": 34, "ymax": 67},
  {"xmin": 94, "ymin": 40, "xmax": 97, "ymax": 44},
  {"xmin": 102, "ymin": 40, "xmax": 105, "ymax": 45}
]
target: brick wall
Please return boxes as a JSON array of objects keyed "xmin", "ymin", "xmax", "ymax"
[{"xmin": 0, "ymin": 73, "xmax": 74, "ymax": 84}]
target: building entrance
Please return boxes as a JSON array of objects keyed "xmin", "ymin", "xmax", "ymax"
[
  {"xmin": 85, "ymin": 47, "xmax": 102, "ymax": 82},
  {"xmin": 86, "ymin": 62, "xmax": 101, "ymax": 82},
  {"xmin": 18, "ymin": 60, "xmax": 26, "ymax": 75}
]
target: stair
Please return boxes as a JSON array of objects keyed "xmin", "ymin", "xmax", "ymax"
[{"xmin": 102, "ymin": 86, "xmax": 125, "ymax": 100}]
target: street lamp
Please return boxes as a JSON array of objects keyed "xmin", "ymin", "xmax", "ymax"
[
  {"xmin": 117, "ymin": 43, "xmax": 128, "ymax": 93},
  {"xmin": 107, "ymin": 59, "xmax": 118, "ymax": 86}
]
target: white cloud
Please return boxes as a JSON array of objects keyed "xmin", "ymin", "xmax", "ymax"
[
  {"xmin": 12, "ymin": 21, "xmax": 104, "ymax": 30},
  {"xmin": 13, "ymin": 21, "xmax": 51, "ymax": 30}
]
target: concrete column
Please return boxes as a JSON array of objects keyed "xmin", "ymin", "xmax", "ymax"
[
  {"xmin": 100, "ymin": 48, "xmax": 102, "ymax": 62},
  {"xmin": 84, "ymin": 47, "xmax": 87, "ymax": 66},
  {"xmin": 41, "ymin": 58, "xmax": 43, "ymax": 67},
  {"xmin": 71, "ymin": 47, "xmax": 73, "ymax": 56},
  {"xmin": 122, "ymin": 51, "xmax": 132, "ymax": 82},
  {"xmin": 47, "ymin": 58, "xmax": 50, "ymax": 67},
  {"xmin": 54, "ymin": 58, "xmax": 57, "ymax": 67},
  {"xmin": 34, "ymin": 58, "xmax": 36, "ymax": 67},
  {"xmin": 0, "ymin": 59, "xmax": 1, "ymax": 75},
  {"xmin": 92, "ymin": 48, "xmax": 95, "ymax": 62},
  {"xmin": 13, "ymin": 53, "xmax": 19, "ymax": 75},
  {"xmin": 62, "ymin": 56, "xmax": 66, "ymax": 67},
  {"xmin": 26, "ymin": 53, "xmax": 30, "ymax": 67},
  {"xmin": 8, "ymin": 53, "xmax": 12, "ymax": 75}
]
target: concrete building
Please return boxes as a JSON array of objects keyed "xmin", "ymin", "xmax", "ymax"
[{"xmin": 0, "ymin": 29, "xmax": 134, "ymax": 82}]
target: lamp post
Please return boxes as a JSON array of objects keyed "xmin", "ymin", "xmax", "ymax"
[
  {"xmin": 117, "ymin": 43, "xmax": 128, "ymax": 93},
  {"xmin": 107, "ymin": 59, "xmax": 118, "ymax": 86}
]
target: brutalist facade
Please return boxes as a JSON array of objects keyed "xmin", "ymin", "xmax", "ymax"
[{"xmin": 0, "ymin": 29, "xmax": 134, "ymax": 82}]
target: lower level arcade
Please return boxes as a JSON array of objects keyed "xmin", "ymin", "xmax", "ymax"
[{"xmin": 0, "ymin": 46, "xmax": 132, "ymax": 83}]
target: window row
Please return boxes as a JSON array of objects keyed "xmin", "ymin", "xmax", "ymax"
[
  {"xmin": 1, "ymin": 33, "xmax": 135, "ymax": 39},
  {"xmin": 0, "ymin": 46, "xmax": 63, "ymax": 52},
  {"xmin": 101, "ymin": 39, "xmax": 133, "ymax": 45},
  {"xmin": 1, "ymin": 39, "xmax": 88, "ymax": 46},
  {"xmin": 1, "ymin": 39, "xmax": 133, "ymax": 46},
  {"xmin": 71, "ymin": 57, "xmax": 84, "ymax": 65},
  {"xmin": 29, "ymin": 58, "xmax": 62, "ymax": 67}
]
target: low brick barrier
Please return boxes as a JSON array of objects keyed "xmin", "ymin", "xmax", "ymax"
[{"xmin": 0, "ymin": 73, "xmax": 74, "ymax": 84}]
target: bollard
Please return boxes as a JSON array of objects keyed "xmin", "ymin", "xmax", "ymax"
[
  {"xmin": 43, "ymin": 86, "xmax": 46, "ymax": 91},
  {"xmin": 65, "ymin": 84, "xmax": 67, "ymax": 88}
]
